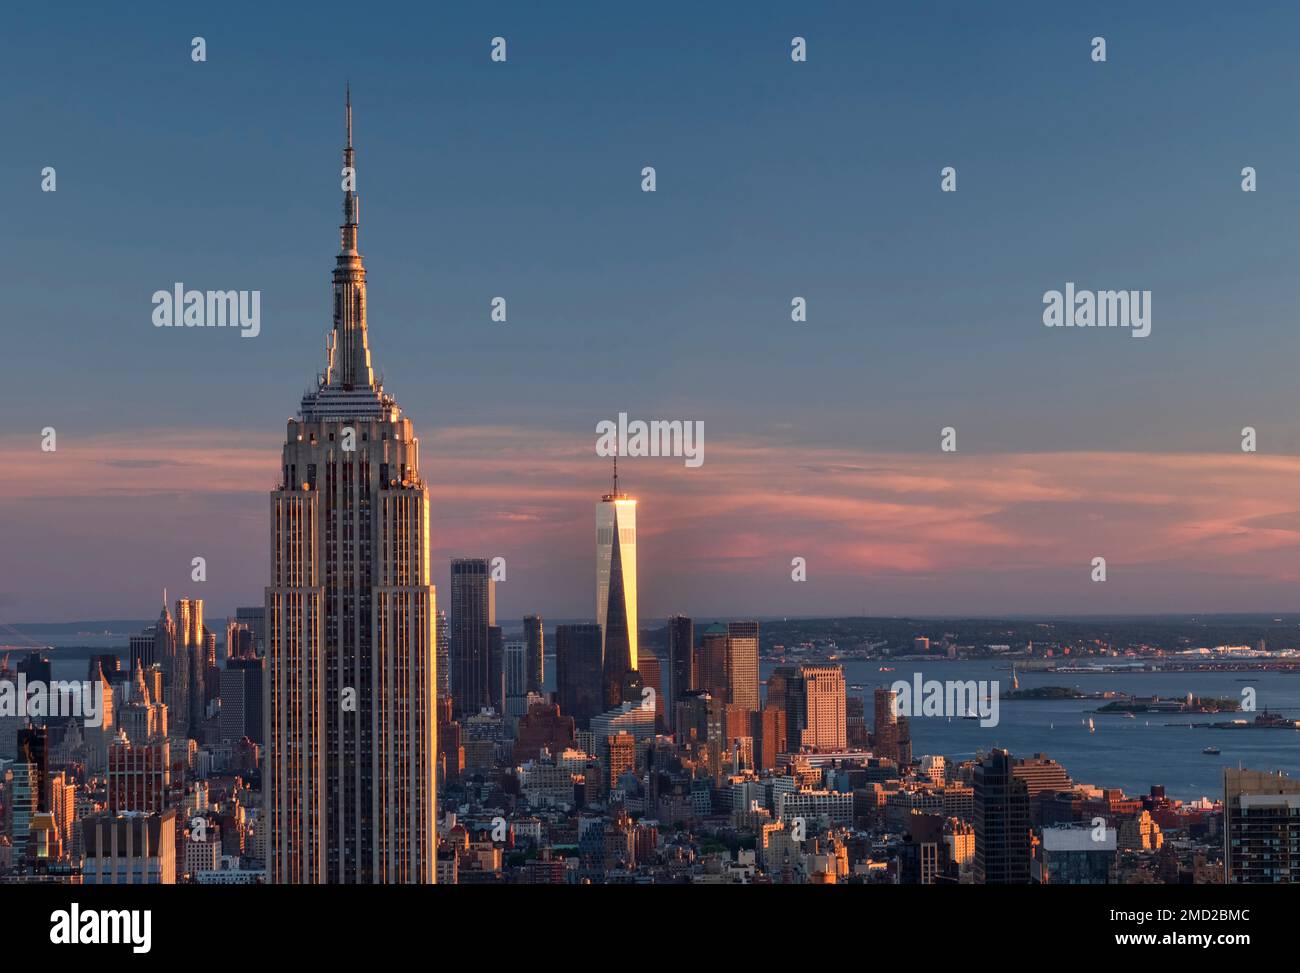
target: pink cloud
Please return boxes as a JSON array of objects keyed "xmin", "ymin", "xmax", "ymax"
[{"xmin": 3, "ymin": 428, "xmax": 1300, "ymax": 620}]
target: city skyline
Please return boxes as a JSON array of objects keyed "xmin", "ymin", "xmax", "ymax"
[{"xmin": 2, "ymin": 4, "xmax": 1299, "ymax": 920}]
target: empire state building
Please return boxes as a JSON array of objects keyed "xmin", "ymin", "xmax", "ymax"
[{"xmin": 265, "ymin": 91, "xmax": 437, "ymax": 884}]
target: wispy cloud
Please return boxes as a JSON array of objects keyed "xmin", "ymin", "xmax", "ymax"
[{"xmin": 3, "ymin": 428, "xmax": 1299, "ymax": 620}]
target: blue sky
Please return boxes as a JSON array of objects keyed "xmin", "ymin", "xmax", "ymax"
[{"xmin": 6, "ymin": 1, "xmax": 1300, "ymax": 621}]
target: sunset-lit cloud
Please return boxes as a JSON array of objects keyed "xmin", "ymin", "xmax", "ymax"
[{"xmin": 4, "ymin": 428, "xmax": 1300, "ymax": 622}]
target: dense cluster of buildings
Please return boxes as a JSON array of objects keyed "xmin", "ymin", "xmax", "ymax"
[
  {"xmin": 434, "ymin": 656, "xmax": 1275, "ymax": 885},
  {"xmin": 0, "ymin": 600, "xmax": 265, "ymax": 884}
]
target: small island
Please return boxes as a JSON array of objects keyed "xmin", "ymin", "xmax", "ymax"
[
  {"xmin": 1096, "ymin": 695, "xmax": 1240, "ymax": 715},
  {"xmin": 1005, "ymin": 686, "xmax": 1089, "ymax": 700}
]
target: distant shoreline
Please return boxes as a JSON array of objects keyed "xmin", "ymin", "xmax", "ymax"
[{"xmin": 763, "ymin": 656, "xmax": 1300, "ymax": 674}]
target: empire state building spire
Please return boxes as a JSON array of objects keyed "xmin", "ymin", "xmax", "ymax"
[
  {"xmin": 268, "ymin": 93, "xmax": 437, "ymax": 884},
  {"xmin": 300, "ymin": 89, "xmax": 395, "ymax": 422},
  {"xmin": 341, "ymin": 83, "xmax": 358, "ymax": 255},
  {"xmin": 323, "ymin": 84, "xmax": 374, "ymax": 393}
]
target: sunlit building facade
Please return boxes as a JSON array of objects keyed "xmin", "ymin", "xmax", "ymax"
[
  {"xmin": 266, "ymin": 91, "xmax": 437, "ymax": 884},
  {"xmin": 596, "ymin": 475, "xmax": 638, "ymax": 707}
]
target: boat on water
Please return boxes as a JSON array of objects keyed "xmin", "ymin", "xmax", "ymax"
[
  {"xmin": 878, "ymin": 666, "xmax": 894, "ymax": 672},
  {"xmin": 1203, "ymin": 746, "xmax": 1221, "ymax": 755},
  {"xmin": 1088, "ymin": 717, "xmax": 1095, "ymax": 733},
  {"xmin": 1124, "ymin": 712, "xmax": 1136, "ymax": 719}
]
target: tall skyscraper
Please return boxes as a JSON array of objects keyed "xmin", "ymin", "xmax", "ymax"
[
  {"xmin": 696, "ymin": 622, "xmax": 759, "ymax": 719},
  {"xmin": 974, "ymin": 748, "xmax": 1032, "ymax": 884},
  {"xmin": 129, "ymin": 630, "xmax": 157, "ymax": 672},
  {"xmin": 596, "ymin": 465, "xmax": 638, "ymax": 707},
  {"xmin": 753, "ymin": 704, "xmax": 787, "ymax": 772},
  {"xmin": 10, "ymin": 725, "xmax": 49, "ymax": 863},
  {"xmin": 798, "ymin": 666, "xmax": 847, "ymax": 752},
  {"xmin": 666, "ymin": 614, "xmax": 693, "ymax": 730},
  {"xmin": 523, "ymin": 615, "xmax": 545, "ymax": 693},
  {"xmin": 725, "ymin": 620, "xmax": 760, "ymax": 714},
  {"xmin": 1224, "ymin": 768, "xmax": 1300, "ymax": 883},
  {"xmin": 767, "ymin": 664, "xmax": 841, "ymax": 754},
  {"xmin": 766, "ymin": 666, "xmax": 800, "ymax": 751},
  {"xmin": 556, "ymin": 623, "xmax": 604, "ymax": 727},
  {"xmin": 202, "ymin": 627, "xmax": 220, "ymax": 710},
  {"xmin": 220, "ymin": 656, "xmax": 265, "ymax": 744},
  {"xmin": 698, "ymin": 624, "xmax": 729, "ymax": 700},
  {"xmin": 870, "ymin": 684, "xmax": 913, "ymax": 765},
  {"xmin": 638, "ymin": 648, "xmax": 664, "ymax": 728},
  {"xmin": 451, "ymin": 558, "xmax": 496, "ymax": 716},
  {"xmin": 435, "ymin": 608, "xmax": 450, "ymax": 698},
  {"xmin": 152, "ymin": 596, "xmax": 176, "ymax": 717},
  {"xmin": 503, "ymin": 641, "xmax": 528, "ymax": 697},
  {"xmin": 173, "ymin": 597, "xmax": 204, "ymax": 740},
  {"xmin": 266, "ymin": 91, "xmax": 437, "ymax": 884},
  {"xmin": 17, "ymin": 724, "xmax": 48, "ymax": 809},
  {"xmin": 846, "ymin": 696, "xmax": 869, "ymax": 748},
  {"xmin": 502, "ymin": 640, "xmax": 529, "ymax": 722},
  {"xmin": 8, "ymin": 761, "xmax": 41, "ymax": 863},
  {"xmin": 487, "ymin": 624, "xmax": 505, "ymax": 713}
]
